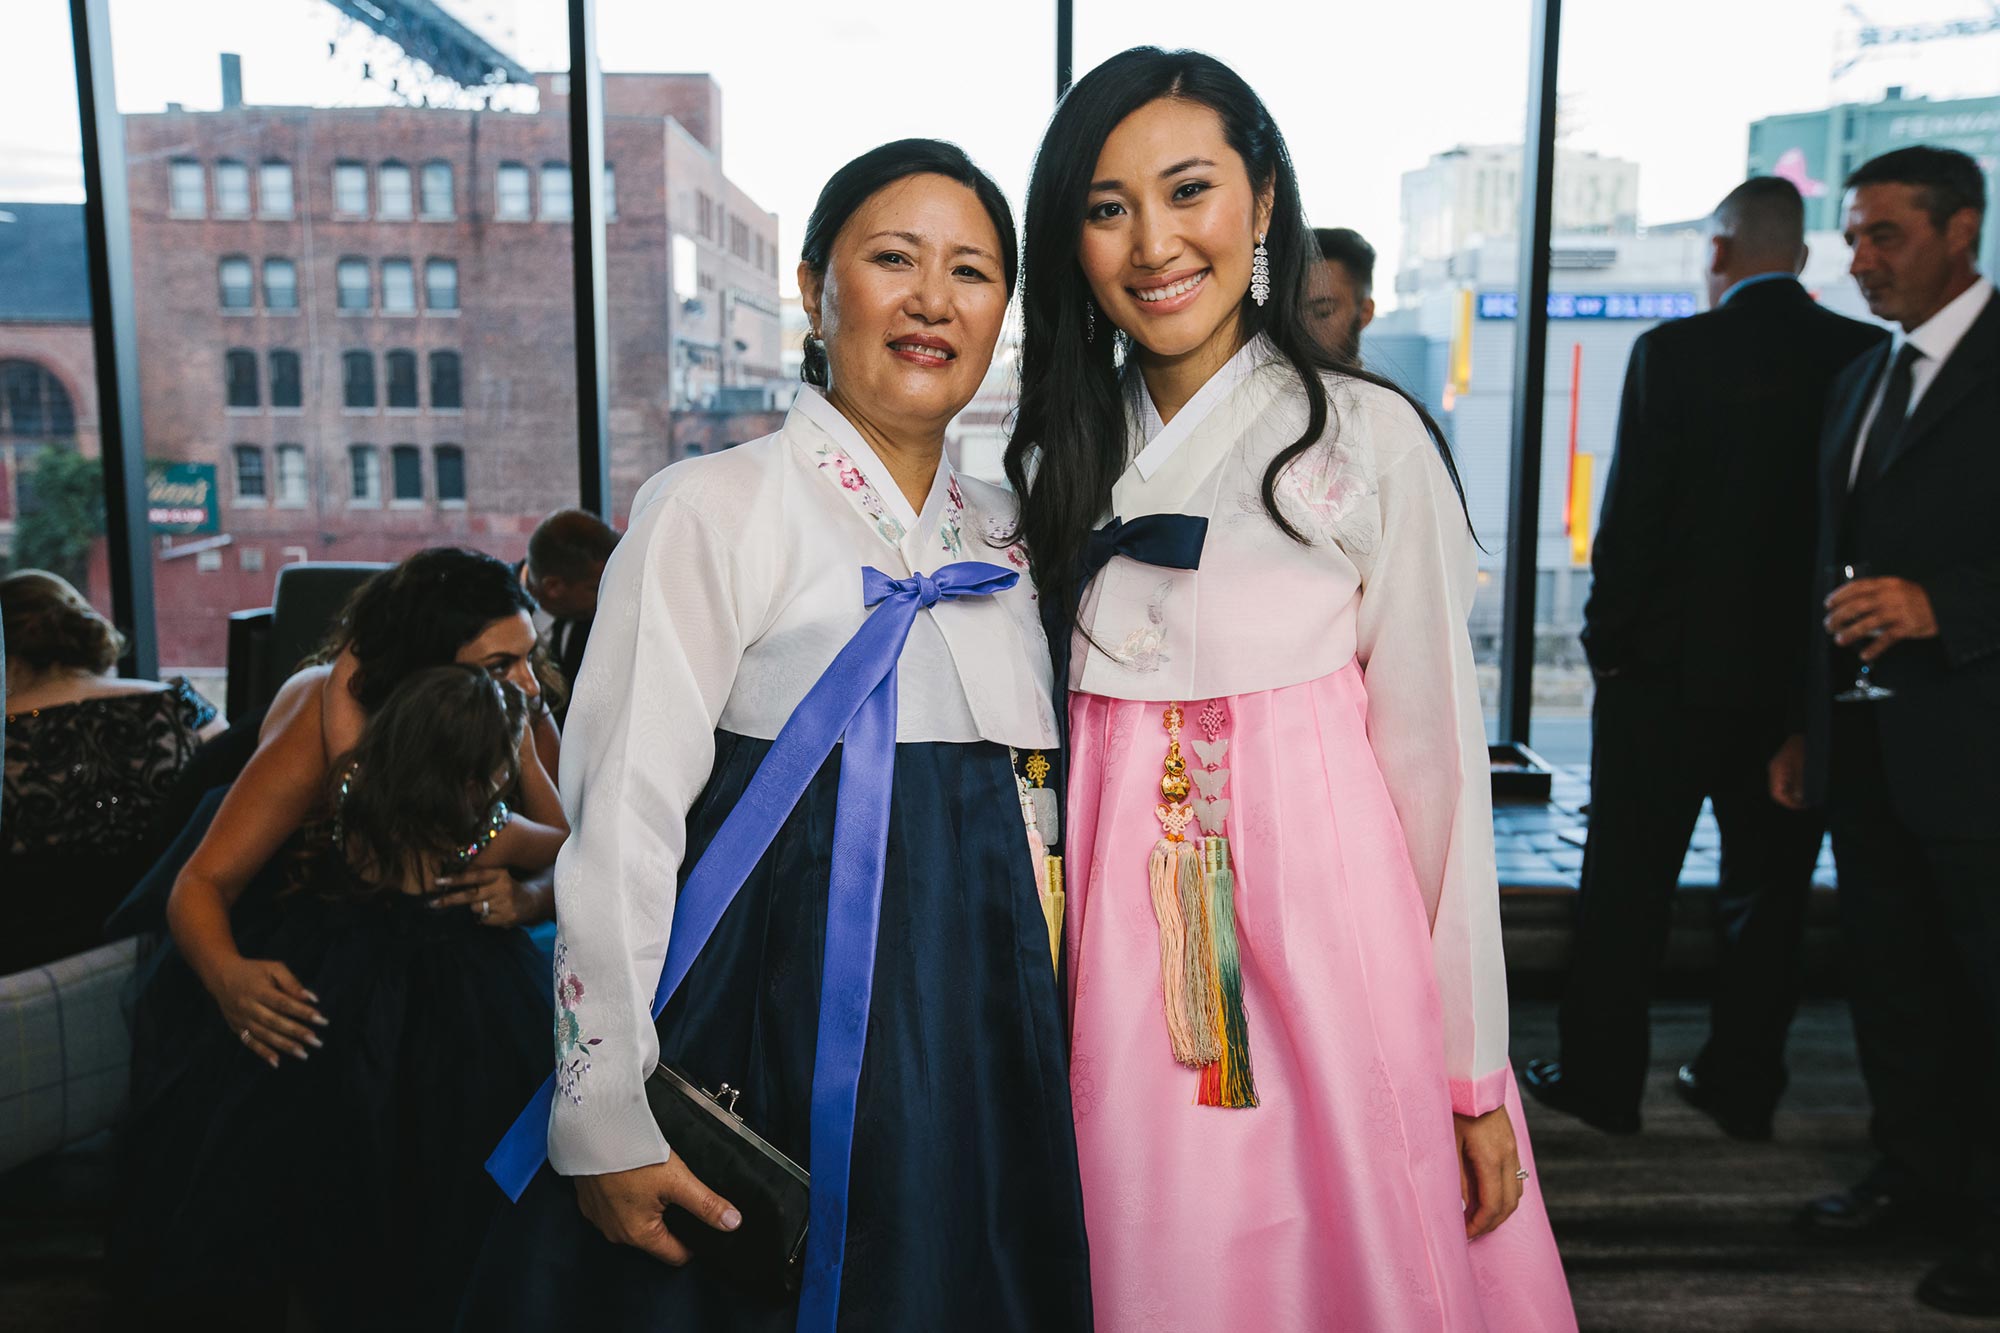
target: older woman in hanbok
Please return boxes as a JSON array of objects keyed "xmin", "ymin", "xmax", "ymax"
[
  {"xmin": 1007, "ymin": 48, "xmax": 1577, "ymax": 1331},
  {"xmin": 465, "ymin": 140, "xmax": 1092, "ymax": 1332}
]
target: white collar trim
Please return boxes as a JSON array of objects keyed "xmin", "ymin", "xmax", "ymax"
[{"xmin": 1128, "ymin": 335, "xmax": 1277, "ymax": 481}]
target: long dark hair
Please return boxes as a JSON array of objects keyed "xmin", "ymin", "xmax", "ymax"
[
  {"xmin": 331, "ymin": 664, "xmax": 527, "ymax": 894},
  {"xmin": 1006, "ymin": 46, "xmax": 1470, "ymax": 620},
  {"xmin": 325, "ymin": 547, "xmax": 535, "ymax": 713},
  {"xmin": 799, "ymin": 138, "xmax": 1020, "ymax": 388}
]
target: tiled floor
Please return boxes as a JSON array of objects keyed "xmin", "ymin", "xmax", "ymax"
[{"xmin": 1493, "ymin": 764, "xmax": 1839, "ymax": 891}]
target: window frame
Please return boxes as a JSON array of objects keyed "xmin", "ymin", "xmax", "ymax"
[
  {"xmin": 434, "ymin": 443, "xmax": 466, "ymax": 507},
  {"xmin": 263, "ymin": 256, "xmax": 298, "ymax": 312},
  {"xmin": 168, "ymin": 157, "xmax": 205, "ymax": 216},
  {"xmin": 380, "ymin": 258, "xmax": 417, "ymax": 315},
  {"xmin": 421, "ymin": 159, "xmax": 455, "ymax": 220},
  {"xmin": 259, "ymin": 159, "xmax": 294, "ymax": 218},
  {"xmin": 232, "ymin": 443, "xmax": 266, "ymax": 506},
  {"xmin": 384, "ymin": 349, "xmax": 419, "ymax": 411},
  {"xmin": 390, "ymin": 443, "xmax": 425, "ymax": 506},
  {"xmin": 224, "ymin": 347, "xmax": 259, "ymax": 410},
  {"xmin": 348, "ymin": 444, "xmax": 382, "ymax": 507},
  {"xmin": 333, "ymin": 160, "xmax": 370, "ymax": 217},
  {"xmin": 218, "ymin": 255, "xmax": 255, "ymax": 311},
  {"xmin": 342, "ymin": 349, "xmax": 376, "ymax": 411},
  {"xmin": 424, "ymin": 257, "xmax": 459, "ymax": 312},
  {"xmin": 378, "ymin": 160, "xmax": 414, "ymax": 220},
  {"xmin": 213, "ymin": 158, "xmax": 251, "ymax": 217},
  {"xmin": 496, "ymin": 161, "xmax": 532, "ymax": 221},
  {"xmin": 274, "ymin": 442, "xmax": 308, "ymax": 509},
  {"xmin": 336, "ymin": 256, "xmax": 371, "ymax": 313},
  {"xmin": 429, "ymin": 350, "xmax": 463, "ymax": 411},
  {"xmin": 268, "ymin": 348, "xmax": 302, "ymax": 411}
]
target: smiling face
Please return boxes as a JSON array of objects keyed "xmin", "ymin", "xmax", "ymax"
[
  {"xmin": 799, "ymin": 172, "xmax": 1010, "ymax": 436},
  {"xmin": 455, "ymin": 611, "xmax": 540, "ymax": 700},
  {"xmin": 1077, "ymin": 97, "xmax": 1273, "ymax": 367}
]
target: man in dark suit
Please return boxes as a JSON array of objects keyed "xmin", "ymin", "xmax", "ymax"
[
  {"xmin": 1524, "ymin": 177, "xmax": 1886, "ymax": 1140},
  {"xmin": 1769, "ymin": 146, "xmax": 2000, "ymax": 1317},
  {"xmin": 524, "ymin": 507, "xmax": 619, "ymax": 727}
]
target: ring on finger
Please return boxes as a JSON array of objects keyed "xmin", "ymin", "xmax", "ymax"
[
  {"xmin": 1515, "ymin": 1169, "xmax": 1530, "ymax": 1181},
  {"xmin": 240, "ymin": 1027, "xmax": 253, "ymax": 1045},
  {"xmin": 479, "ymin": 900, "xmax": 491, "ymax": 918}
]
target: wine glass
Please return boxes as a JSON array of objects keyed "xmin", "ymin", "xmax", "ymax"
[{"xmin": 1829, "ymin": 562, "xmax": 1895, "ymax": 702}]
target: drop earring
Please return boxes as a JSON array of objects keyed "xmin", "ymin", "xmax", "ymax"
[{"xmin": 1250, "ymin": 233, "xmax": 1270, "ymax": 307}]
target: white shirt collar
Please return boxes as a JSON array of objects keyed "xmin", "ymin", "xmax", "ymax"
[
  {"xmin": 1128, "ymin": 335, "xmax": 1279, "ymax": 481},
  {"xmin": 1903, "ymin": 274, "xmax": 1994, "ymax": 367}
]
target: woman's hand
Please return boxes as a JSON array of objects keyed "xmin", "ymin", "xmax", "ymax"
[
  {"xmin": 431, "ymin": 864, "xmax": 551, "ymax": 927},
  {"xmin": 209, "ymin": 956, "xmax": 327, "ymax": 1068},
  {"xmin": 1455, "ymin": 1106, "xmax": 1525, "ymax": 1239},
  {"xmin": 574, "ymin": 1158, "xmax": 742, "ymax": 1265}
]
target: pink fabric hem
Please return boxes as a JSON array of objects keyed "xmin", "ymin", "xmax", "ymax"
[{"xmin": 1452, "ymin": 1069, "xmax": 1512, "ymax": 1118}]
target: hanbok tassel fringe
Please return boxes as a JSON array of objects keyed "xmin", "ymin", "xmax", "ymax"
[
  {"xmin": 1152, "ymin": 702, "xmax": 1258, "ymax": 1104},
  {"xmin": 1014, "ymin": 749, "xmax": 1065, "ymax": 974}
]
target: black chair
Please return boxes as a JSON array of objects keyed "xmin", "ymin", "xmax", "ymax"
[{"xmin": 224, "ymin": 562, "xmax": 388, "ymax": 722}]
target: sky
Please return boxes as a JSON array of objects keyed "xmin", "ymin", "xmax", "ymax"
[{"xmin": 4, "ymin": 0, "xmax": 1997, "ymax": 310}]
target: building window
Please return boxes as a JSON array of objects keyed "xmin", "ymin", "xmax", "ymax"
[
  {"xmin": 260, "ymin": 160, "xmax": 293, "ymax": 217},
  {"xmin": 214, "ymin": 159, "xmax": 250, "ymax": 217},
  {"xmin": 421, "ymin": 160, "xmax": 454, "ymax": 219},
  {"xmin": 334, "ymin": 161, "xmax": 368, "ymax": 216},
  {"xmin": 0, "ymin": 360, "xmax": 77, "ymax": 438},
  {"xmin": 425, "ymin": 258, "xmax": 458, "ymax": 311},
  {"xmin": 604, "ymin": 163, "xmax": 617, "ymax": 220},
  {"xmin": 275, "ymin": 443, "xmax": 307, "ymax": 507},
  {"xmin": 218, "ymin": 256, "xmax": 254, "ymax": 310},
  {"xmin": 233, "ymin": 445, "xmax": 265, "ymax": 502},
  {"xmin": 391, "ymin": 444, "xmax": 423, "ymax": 503},
  {"xmin": 337, "ymin": 257, "xmax": 370, "ymax": 311},
  {"xmin": 263, "ymin": 257, "xmax": 298, "ymax": 311},
  {"xmin": 730, "ymin": 216, "xmax": 749, "ymax": 260},
  {"xmin": 349, "ymin": 446, "xmax": 381, "ymax": 505},
  {"xmin": 541, "ymin": 162, "xmax": 573, "ymax": 221},
  {"xmin": 225, "ymin": 348, "xmax": 258, "ymax": 408},
  {"xmin": 435, "ymin": 445, "xmax": 465, "ymax": 505},
  {"xmin": 169, "ymin": 158, "xmax": 204, "ymax": 215},
  {"xmin": 381, "ymin": 259, "xmax": 416, "ymax": 314},
  {"xmin": 496, "ymin": 162, "xmax": 531, "ymax": 220},
  {"xmin": 269, "ymin": 349, "xmax": 302, "ymax": 409},
  {"xmin": 754, "ymin": 234, "xmax": 764, "ymax": 271},
  {"xmin": 430, "ymin": 350, "xmax": 462, "ymax": 410},
  {"xmin": 697, "ymin": 191, "xmax": 713, "ymax": 239},
  {"xmin": 385, "ymin": 350, "xmax": 418, "ymax": 409},
  {"xmin": 342, "ymin": 350, "xmax": 375, "ymax": 408},
  {"xmin": 378, "ymin": 161, "xmax": 413, "ymax": 219}
]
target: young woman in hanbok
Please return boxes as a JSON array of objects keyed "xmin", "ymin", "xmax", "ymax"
[
  {"xmin": 462, "ymin": 140, "xmax": 1093, "ymax": 1331},
  {"xmin": 1008, "ymin": 47, "xmax": 1577, "ymax": 1331}
]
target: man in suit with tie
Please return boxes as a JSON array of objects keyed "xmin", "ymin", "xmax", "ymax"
[
  {"xmin": 1769, "ymin": 146, "xmax": 2000, "ymax": 1317},
  {"xmin": 1524, "ymin": 177, "xmax": 1885, "ymax": 1140},
  {"xmin": 524, "ymin": 507, "xmax": 620, "ymax": 727}
]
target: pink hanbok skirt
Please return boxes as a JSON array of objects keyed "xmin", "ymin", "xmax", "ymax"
[{"xmin": 1064, "ymin": 663, "xmax": 1576, "ymax": 1332}]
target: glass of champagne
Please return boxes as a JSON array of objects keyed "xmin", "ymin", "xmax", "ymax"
[{"xmin": 1830, "ymin": 562, "xmax": 1895, "ymax": 702}]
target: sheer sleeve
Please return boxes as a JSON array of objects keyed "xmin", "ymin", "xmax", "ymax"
[
  {"xmin": 1348, "ymin": 392, "xmax": 1511, "ymax": 1117},
  {"xmin": 545, "ymin": 484, "xmax": 765, "ymax": 1177}
]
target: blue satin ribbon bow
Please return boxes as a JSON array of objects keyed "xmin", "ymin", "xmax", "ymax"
[{"xmin": 487, "ymin": 560, "xmax": 1019, "ymax": 1333}]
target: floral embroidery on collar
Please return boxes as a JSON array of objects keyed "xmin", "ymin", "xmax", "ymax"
[
  {"xmin": 937, "ymin": 475, "xmax": 966, "ymax": 559},
  {"xmin": 812, "ymin": 436, "xmax": 908, "ymax": 550},
  {"xmin": 552, "ymin": 938, "xmax": 602, "ymax": 1105}
]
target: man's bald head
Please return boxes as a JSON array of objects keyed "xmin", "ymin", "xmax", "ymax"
[{"xmin": 1707, "ymin": 177, "xmax": 1808, "ymax": 306}]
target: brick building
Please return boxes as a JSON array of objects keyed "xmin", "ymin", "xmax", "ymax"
[{"xmin": 13, "ymin": 70, "xmax": 785, "ymax": 667}]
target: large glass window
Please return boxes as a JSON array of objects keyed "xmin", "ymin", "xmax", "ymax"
[
  {"xmin": 1537, "ymin": 0, "xmax": 2000, "ymax": 771},
  {"xmin": 425, "ymin": 258, "xmax": 459, "ymax": 311},
  {"xmin": 421, "ymin": 160, "xmax": 455, "ymax": 218},
  {"xmin": 378, "ymin": 161, "xmax": 414, "ymax": 219},
  {"xmin": 381, "ymin": 258, "xmax": 417, "ymax": 313},
  {"xmin": 214, "ymin": 159, "xmax": 251, "ymax": 216},
  {"xmin": 603, "ymin": 163, "xmax": 618, "ymax": 220},
  {"xmin": 263, "ymin": 257, "xmax": 298, "ymax": 311},
  {"xmin": 260, "ymin": 159, "xmax": 294, "ymax": 217},
  {"xmin": 218, "ymin": 256, "xmax": 254, "ymax": 309},
  {"xmin": 107, "ymin": 4, "xmax": 574, "ymax": 669},
  {"xmin": 343, "ymin": 350, "xmax": 376, "ymax": 409}
]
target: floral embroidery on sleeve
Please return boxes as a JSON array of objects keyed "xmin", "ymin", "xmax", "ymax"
[
  {"xmin": 552, "ymin": 938, "xmax": 603, "ymax": 1105},
  {"xmin": 937, "ymin": 476, "xmax": 966, "ymax": 558}
]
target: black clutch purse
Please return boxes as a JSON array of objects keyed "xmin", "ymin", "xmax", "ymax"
[{"xmin": 643, "ymin": 1063, "xmax": 811, "ymax": 1293}]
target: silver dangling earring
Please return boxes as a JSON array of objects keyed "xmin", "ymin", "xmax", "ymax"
[
  {"xmin": 1250, "ymin": 233, "xmax": 1271, "ymax": 307},
  {"xmin": 1084, "ymin": 298, "xmax": 1096, "ymax": 342}
]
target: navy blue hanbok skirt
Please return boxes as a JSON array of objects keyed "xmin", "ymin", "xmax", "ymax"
[{"xmin": 460, "ymin": 732, "xmax": 1093, "ymax": 1332}]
